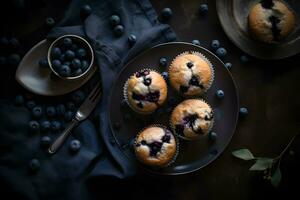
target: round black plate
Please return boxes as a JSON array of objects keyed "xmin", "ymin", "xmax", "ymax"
[
  {"xmin": 216, "ymin": 0, "xmax": 300, "ymax": 60},
  {"xmin": 108, "ymin": 42, "xmax": 239, "ymax": 175}
]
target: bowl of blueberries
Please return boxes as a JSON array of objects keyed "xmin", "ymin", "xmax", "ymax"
[{"xmin": 47, "ymin": 35, "xmax": 94, "ymax": 80}]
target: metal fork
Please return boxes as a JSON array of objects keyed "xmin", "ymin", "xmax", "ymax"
[{"xmin": 48, "ymin": 83, "xmax": 101, "ymax": 154}]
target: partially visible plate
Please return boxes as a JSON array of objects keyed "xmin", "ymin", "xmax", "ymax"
[
  {"xmin": 216, "ymin": 0, "xmax": 300, "ymax": 60},
  {"xmin": 15, "ymin": 40, "xmax": 97, "ymax": 96}
]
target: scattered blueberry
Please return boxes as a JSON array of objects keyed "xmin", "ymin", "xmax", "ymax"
[
  {"xmin": 225, "ymin": 62, "xmax": 232, "ymax": 70},
  {"xmin": 58, "ymin": 65, "xmax": 71, "ymax": 77},
  {"xmin": 216, "ymin": 47, "xmax": 227, "ymax": 58},
  {"xmin": 63, "ymin": 37, "xmax": 73, "ymax": 48},
  {"xmin": 66, "ymin": 102, "xmax": 76, "ymax": 111},
  {"xmin": 211, "ymin": 40, "xmax": 220, "ymax": 50},
  {"xmin": 114, "ymin": 25, "xmax": 124, "ymax": 37},
  {"xmin": 209, "ymin": 132, "xmax": 218, "ymax": 141},
  {"xmin": 28, "ymin": 120, "xmax": 40, "ymax": 132},
  {"xmin": 63, "ymin": 61, "xmax": 71, "ymax": 66},
  {"xmin": 14, "ymin": 95, "xmax": 24, "ymax": 106},
  {"xmin": 81, "ymin": 5, "xmax": 92, "ymax": 17},
  {"xmin": 32, "ymin": 106, "xmax": 43, "ymax": 119},
  {"xmin": 72, "ymin": 90, "xmax": 85, "ymax": 104},
  {"xmin": 56, "ymin": 104, "xmax": 66, "ymax": 116},
  {"xmin": 240, "ymin": 55, "xmax": 249, "ymax": 63},
  {"xmin": 159, "ymin": 57, "xmax": 167, "ymax": 67},
  {"xmin": 73, "ymin": 68, "xmax": 83, "ymax": 76},
  {"xmin": 9, "ymin": 37, "xmax": 20, "ymax": 49},
  {"xmin": 64, "ymin": 111, "xmax": 74, "ymax": 122},
  {"xmin": 199, "ymin": 4, "xmax": 209, "ymax": 15},
  {"xmin": 60, "ymin": 54, "xmax": 66, "ymax": 62},
  {"xmin": 239, "ymin": 107, "xmax": 249, "ymax": 116},
  {"xmin": 40, "ymin": 136, "xmax": 51, "ymax": 147},
  {"xmin": 51, "ymin": 47, "xmax": 62, "ymax": 59},
  {"xmin": 71, "ymin": 58, "xmax": 81, "ymax": 69},
  {"xmin": 0, "ymin": 56, "xmax": 6, "ymax": 65},
  {"xmin": 192, "ymin": 39, "xmax": 201, "ymax": 46},
  {"xmin": 109, "ymin": 15, "xmax": 121, "ymax": 26},
  {"xmin": 28, "ymin": 159, "xmax": 40, "ymax": 172},
  {"xmin": 76, "ymin": 48, "xmax": 87, "ymax": 58},
  {"xmin": 161, "ymin": 8, "xmax": 172, "ymax": 21},
  {"xmin": 215, "ymin": 90, "xmax": 225, "ymax": 99},
  {"xmin": 69, "ymin": 139, "xmax": 81, "ymax": 153},
  {"xmin": 45, "ymin": 17, "xmax": 55, "ymax": 27},
  {"xmin": 81, "ymin": 60, "xmax": 89, "ymax": 71},
  {"xmin": 41, "ymin": 120, "xmax": 51, "ymax": 132},
  {"xmin": 46, "ymin": 106, "xmax": 56, "ymax": 117},
  {"xmin": 7, "ymin": 54, "xmax": 21, "ymax": 66},
  {"xmin": 39, "ymin": 58, "xmax": 49, "ymax": 68},
  {"xmin": 128, "ymin": 34, "xmax": 137, "ymax": 46},
  {"xmin": 71, "ymin": 44, "xmax": 78, "ymax": 51},
  {"xmin": 52, "ymin": 59, "xmax": 61, "ymax": 70},
  {"xmin": 51, "ymin": 121, "xmax": 61, "ymax": 131},
  {"xmin": 65, "ymin": 50, "xmax": 75, "ymax": 60},
  {"xmin": 26, "ymin": 100, "xmax": 36, "ymax": 110},
  {"xmin": 161, "ymin": 71, "xmax": 168, "ymax": 81}
]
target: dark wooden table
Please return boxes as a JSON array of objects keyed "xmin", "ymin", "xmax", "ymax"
[{"xmin": 0, "ymin": 0, "xmax": 299, "ymax": 199}]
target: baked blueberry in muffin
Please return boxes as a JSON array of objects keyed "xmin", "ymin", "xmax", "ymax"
[
  {"xmin": 134, "ymin": 126, "xmax": 178, "ymax": 167},
  {"xmin": 248, "ymin": 0, "xmax": 296, "ymax": 43},
  {"xmin": 169, "ymin": 52, "xmax": 214, "ymax": 97},
  {"xmin": 170, "ymin": 99, "xmax": 214, "ymax": 140},
  {"xmin": 124, "ymin": 69, "xmax": 167, "ymax": 114}
]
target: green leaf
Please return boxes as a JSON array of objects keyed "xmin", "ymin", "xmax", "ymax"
[
  {"xmin": 232, "ymin": 149, "xmax": 255, "ymax": 160},
  {"xmin": 249, "ymin": 158, "xmax": 273, "ymax": 171},
  {"xmin": 271, "ymin": 167, "xmax": 281, "ymax": 187}
]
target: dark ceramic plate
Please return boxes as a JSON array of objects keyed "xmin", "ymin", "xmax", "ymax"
[
  {"xmin": 216, "ymin": 0, "xmax": 300, "ymax": 60},
  {"xmin": 108, "ymin": 42, "xmax": 239, "ymax": 175}
]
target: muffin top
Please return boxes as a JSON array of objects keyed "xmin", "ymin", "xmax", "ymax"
[
  {"xmin": 248, "ymin": 0, "xmax": 296, "ymax": 43},
  {"xmin": 134, "ymin": 126, "xmax": 177, "ymax": 167},
  {"xmin": 169, "ymin": 53, "xmax": 213, "ymax": 96},
  {"xmin": 126, "ymin": 69, "xmax": 167, "ymax": 114},
  {"xmin": 170, "ymin": 99, "xmax": 214, "ymax": 139}
]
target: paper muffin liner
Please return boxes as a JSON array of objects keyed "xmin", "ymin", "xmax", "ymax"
[
  {"xmin": 169, "ymin": 98, "xmax": 214, "ymax": 141},
  {"xmin": 123, "ymin": 68, "xmax": 168, "ymax": 115},
  {"xmin": 168, "ymin": 51, "xmax": 215, "ymax": 97},
  {"xmin": 134, "ymin": 124, "xmax": 179, "ymax": 169}
]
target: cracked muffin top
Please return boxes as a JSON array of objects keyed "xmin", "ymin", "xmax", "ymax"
[
  {"xmin": 248, "ymin": 0, "xmax": 296, "ymax": 43},
  {"xmin": 168, "ymin": 52, "xmax": 213, "ymax": 97}
]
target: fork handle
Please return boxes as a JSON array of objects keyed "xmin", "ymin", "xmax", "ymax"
[{"xmin": 48, "ymin": 119, "xmax": 78, "ymax": 154}]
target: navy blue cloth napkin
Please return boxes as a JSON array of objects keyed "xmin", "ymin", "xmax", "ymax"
[{"xmin": 0, "ymin": 0, "xmax": 176, "ymax": 199}]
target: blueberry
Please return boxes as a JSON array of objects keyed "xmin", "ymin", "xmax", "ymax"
[
  {"xmin": 161, "ymin": 8, "xmax": 172, "ymax": 21},
  {"xmin": 73, "ymin": 68, "xmax": 83, "ymax": 76},
  {"xmin": 56, "ymin": 104, "xmax": 66, "ymax": 116},
  {"xmin": 63, "ymin": 61, "xmax": 71, "ymax": 66},
  {"xmin": 161, "ymin": 71, "xmax": 168, "ymax": 81},
  {"xmin": 40, "ymin": 136, "xmax": 51, "ymax": 147},
  {"xmin": 114, "ymin": 25, "xmax": 124, "ymax": 37},
  {"xmin": 199, "ymin": 4, "xmax": 209, "ymax": 15},
  {"xmin": 51, "ymin": 47, "xmax": 62, "ymax": 59},
  {"xmin": 109, "ymin": 15, "xmax": 121, "ymax": 26},
  {"xmin": 52, "ymin": 59, "xmax": 61, "ymax": 70},
  {"xmin": 76, "ymin": 48, "xmax": 87, "ymax": 58},
  {"xmin": 7, "ymin": 54, "xmax": 21, "ymax": 66},
  {"xmin": 81, "ymin": 60, "xmax": 89, "ymax": 71},
  {"xmin": 63, "ymin": 37, "xmax": 72, "ymax": 48},
  {"xmin": 216, "ymin": 47, "xmax": 227, "ymax": 58},
  {"xmin": 64, "ymin": 111, "xmax": 74, "ymax": 122},
  {"xmin": 45, "ymin": 17, "xmax": 55, "ymax": 27},
  {"xmin": 46, "ymin": 106, "xmax": 56, "ymax": 117},
  {"xmin": 0, "ymin": 56, "xmax": 6, "ymax": 65},
  {"xmin": 211, "ymin": 40, "xmax": 220, "ymax": 50},
  {"xmin": 239, "ymin": 107, "xmax": 248, "ymax": 116},
  {"xmin": 240, "ymin": 55, "xmax": 249, "ymax": 63},
  {"xmin": 65, "ymin": 50, "xmax": 75, "ymax": 60},
  {"xmin": 39, "ymin": 58, "xmax": 49, "ymax": 68},
  {"xmin": 51, "ymin": 121, "xmax": 61, "ymax": 131},
  {"xmin": 60, "ymin": 54, "xmax": 66, "ymax": 62},
  {"xmin": 9, "ymin": 37, "xmax": 20, "ymax": 49},
  {"xmin": 159, "ymin": 57, "xmax": 167, "ymax": 67},
  {"xmin": 215, "ymin": 90, "xmax": 224, "ymax": 99},
  {"xmin": 28, "ymin": 120, "xmax": 40, "ymax": 132},
  {"xmin": 128, "ymin": 34, "xmax": 137, "ymax": 46},
  {"xmin": 41, "ymin": 120, "xmax": 51, "ymax": 132},
  {"xmin": 58, "ymin": 65, "xmax": 71, "ymax": 77},
  {"xmin": 209, "ymin": 132, "xmax": 218, "ymax": 141},
  {"xmin": 32, "ymin": 106, "xmax": 43, "ymax": 119},
  {"xmin": 69, "ymin": 139, "xmax": 81, "ymax": 153},
  {"xmin": 28, "ymin": 159, "xmax": 40, "ymax": 172},
  {"xmin": 71, "ymin": 44, "xmax": 78, "ymax": 51},
  {"xmin": 72, "ymin": 90, "xmax": 85, "ymax": 104},
  {"xmin": 192, "ymin": 39, "xmax": 201, "ymax": 46},
  {"xmin": 26, "ymin": 100, "xmax": 36, "ymax": 110},
  {"xmin": 14, "ymin": 95, "xmax": 24, "ymax": 106},
  {"xmin": 71, "ymin": 58, "xmax": 81, "ymax": 69},
  {"xmin": 66, "ymin": 102, "xmax": 76, "ymax": 111},
  {"xmin": 81, "ymin": 4, "xmax": 92, "ymax": 17},
  {"xmin": 225, "ymin": 62, "xmax": 232, "ymax": 70}
]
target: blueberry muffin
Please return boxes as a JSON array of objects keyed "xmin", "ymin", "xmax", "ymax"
[
  {"xmin": 124, "ymin": 69, "xmax": 168, "ymax": 114},
  {"xmin": 170, "ymin": 99, "xmax": 214, "ymax": 140},
  {"xmin": 134, "ymin": 126, "xmax": 178, "ymax": 167},
  {"xmin": 169, "ymin": 52, "xmax": 214, "ymax": 97},
  {"xmin": 248, "ymin": 0, "xmax": 296, "ymax": 43}
]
